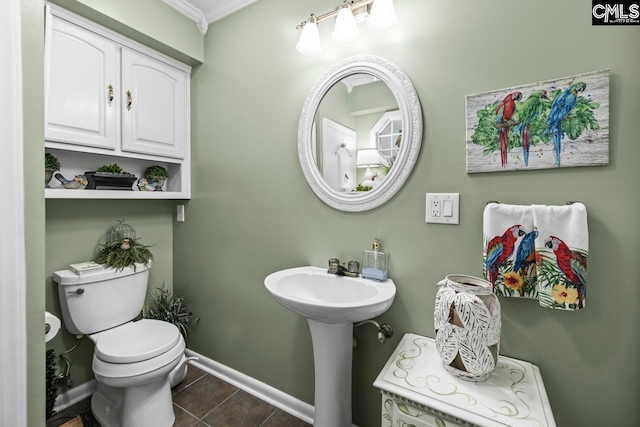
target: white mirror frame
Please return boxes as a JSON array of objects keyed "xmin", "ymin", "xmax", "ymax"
[{"xmin": 298, "ymin": 55, "xmax": 423, "ymax": 212}]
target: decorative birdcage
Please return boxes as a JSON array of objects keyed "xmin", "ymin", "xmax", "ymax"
[{"xmin": 106, "ymin": 220, "xmax": 136, "ymax": 245}]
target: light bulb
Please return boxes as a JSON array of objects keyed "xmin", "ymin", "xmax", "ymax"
[
  {"xmin": 367, "ymin": 0, "xmax": 397, "ymax": 32},
  {"xmin": 332, "ymin": 6, "xmax": 359, "ymax": 43},
  {"xmin": 296, "ymin": 19, "xmax": 322, "ymax": 56}
]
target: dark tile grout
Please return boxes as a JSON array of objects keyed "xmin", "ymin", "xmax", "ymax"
[
  {"xmin": 257, "ymin": 409, "xmax": 279, "ymax": 427},
  {"xmin": 173, "ymin": 368, "xmax": 207, "ymax": 394},
  {"xmin": 197, "ymin": 388, "xmax": 240, "ymax": 421}
]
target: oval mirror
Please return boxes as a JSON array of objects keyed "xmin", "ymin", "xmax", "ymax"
[{"xmin": 298, "ymin": 55, "xmax": 422, "ymax": 212}]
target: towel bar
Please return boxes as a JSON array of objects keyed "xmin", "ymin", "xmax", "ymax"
[{"xmin": 485, "ymin": 200, "xmax": 582, "ymax": 205}]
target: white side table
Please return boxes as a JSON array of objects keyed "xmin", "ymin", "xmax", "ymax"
[{"xmin": 374, "ymin": 333, "xmax": 556, "ymax": 427}]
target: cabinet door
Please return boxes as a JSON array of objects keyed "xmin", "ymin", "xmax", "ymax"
[
  {"xmin": 121, "ymin": 49, "xmax": 187, "ymax": 159},
  {"xmin": 45, "ymin": 17, "xmax": 119, "ymax": 150}
]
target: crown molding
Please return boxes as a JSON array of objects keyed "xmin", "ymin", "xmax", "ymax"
[
  {"xmin": 163, "ymin": 0, "xmax": 209, "ymax": 34},
  {"xmin": 203, "ymin": 0, "xmax": 258, "ymax": 24}
]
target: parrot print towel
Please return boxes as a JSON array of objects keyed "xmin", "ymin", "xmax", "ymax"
[
  {"xmin": 483, "ymin": 202, "xmax": 588, "ymax": 310},
  {"xmin": 532, "ymin": 203, "xmax": 588, "ymax": 310},
  {"xmin": 483, "ymin": 203, "xmax": 537, "ymax": 298}
]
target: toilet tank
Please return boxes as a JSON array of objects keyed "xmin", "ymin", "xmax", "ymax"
[{"xmin": 54, "ymin": 263, "xmax": 150, "ymax": 335}]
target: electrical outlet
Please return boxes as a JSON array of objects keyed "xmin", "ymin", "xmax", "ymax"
[
  {"xmin": 426, "ymin": 193, "xmax": 460, "ymax": 224},
  {"xmin": 431, "ymin": 199, "xmax": 441, "ymax": 217}
]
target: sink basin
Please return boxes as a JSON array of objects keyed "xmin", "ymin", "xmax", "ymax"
[
  {"xmin": 265, "ymin": 265, "xmax": 396, "ymax": 427},
  {"xmin": 264, "ymin": 265, "xmax": 396, "ymax": 324}
]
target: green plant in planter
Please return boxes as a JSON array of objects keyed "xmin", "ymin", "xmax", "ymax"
[
  {"xmin": 144, "ymin": 286, "xmax": 198, "ymax": 341},
  {"xmin": 97, "ymin": 163, "xmax": 128, "ymax": 174},
  {"xmin": 45, "ymin": 349, "xmax": 58, "ymax": 419},
  {"xmin": 381, "ymin": 154, "xmax": 395, "ymax": 176},
  {"xmin": 45, "ymin": 153, "xmax": 61, "ymax": 188},
  {"xmin": 144, "ymin": 165, "xmax": 169, "ymax": 179},
  {"xmin": 94, "ymin": 238, "xmax": 153, "ymax": 271},
  {"xmin": 45, "ymin": 153, "xmax": 61, "ymax": 171},
  {"xmin": 355, "ymin": 184, "xmax": 373, "ymax": 192}
]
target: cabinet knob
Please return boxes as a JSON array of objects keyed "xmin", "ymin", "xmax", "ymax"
[
  {"xmin": 107, "ymin": 84, "xmax": 114, "ymax": 106},
  {"xmin": 126, "ymin": 90, "xmax": 133, "ymax": 111}
]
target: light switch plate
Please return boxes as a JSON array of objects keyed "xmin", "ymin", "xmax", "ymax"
[
  {"xmin": 177, "ymin": 205, "xmax": 185, "ymax": 222},
  {"xmin": 426, "ymin": 193, "xmax": 459, "ymax": 224}
]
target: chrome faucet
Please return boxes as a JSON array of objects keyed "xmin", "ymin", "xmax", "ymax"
[{"xmin": 328, "ymin": 258, "xmax": 359, "ymax": 277}]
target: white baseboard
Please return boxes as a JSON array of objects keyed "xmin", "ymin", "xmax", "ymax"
[
  {"xmin": 54, "ymin": 349, "xmax": 359, "ymax": 426},
  {"xmin": 185, "ymin": 349, "xmax": 317, "ymax": 424},
  {"xmin": 54, "ymin": 379, "xmax": 96, "ymax": 413}
]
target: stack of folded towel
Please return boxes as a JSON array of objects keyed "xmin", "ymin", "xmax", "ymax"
[{"xmin": 483, "ymin": 202, "xmax": 588, "ymax": 310}]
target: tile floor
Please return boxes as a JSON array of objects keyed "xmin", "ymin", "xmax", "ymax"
[{"xmin": 47, "ymin": 364, "xmax": 311, "ymax": 427}]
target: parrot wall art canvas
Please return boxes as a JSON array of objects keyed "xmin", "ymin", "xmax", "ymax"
[{"xmin": 465, "ymin": 70, "xmax": 609, "ymax": 173}]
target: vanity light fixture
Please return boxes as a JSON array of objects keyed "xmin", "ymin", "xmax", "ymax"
[
  {"xmin": 296, "ymin": 0, "xmax": 397, "ymax": 56},
  {"xmin": 296, "ymin": 14, "xmax": 322, "ymax": 56},
  {"xmin": 367, "ymin": 0, "xmax": 397, "ymax": 31},
  {"xmin": 332, "ymin": 2, "xmax": 359, "ymax": 43}
]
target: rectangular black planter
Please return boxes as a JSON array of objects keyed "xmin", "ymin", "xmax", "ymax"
[{"xmin": 85, "ymin": 172, "xmax": 137, "ymax": 190}]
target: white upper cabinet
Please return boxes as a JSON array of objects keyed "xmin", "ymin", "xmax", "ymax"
[
  {"xmin": 45, "ymin": 16, "xmax": 119, "ymax": 150},
  {"xmin": 44, "ymin": 5, "xmax": 192, "ymax": 199},
  {"xmin": 121, "ymin": 49, "xmax": 187, "ymax": 159},
  {"xmin": 44, "ymin": 5, "xmax": 190, "ymax": 161}
]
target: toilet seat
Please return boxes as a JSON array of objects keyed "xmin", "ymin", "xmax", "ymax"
[
  {"xmin": 94, "ymin": 319, "xmax": 181, "ymax": 363},
  {"xmin": 92, "ymin": 320, "xmax": 185, "ymax": 380}
]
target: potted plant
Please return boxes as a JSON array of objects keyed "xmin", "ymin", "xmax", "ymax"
[
  {"xmin": 381, "ymin": 154, "xmax": 395, "ymax": 176},
  {"xmin": 45, "ymin": 153, "xmax": 61, "ymax": 188},
  {"xmin": 94, "ymin": 236, "xmax": 153, "ymax": 271},
  {"xmin": 144, "ymin": 286, "xmax": 198, "ymax": 386},
  {"xmin": 355, "ymin": 184, "xmax": 373, "ymax": 192},
  {"xmin": 144, "ymin": 165, "xmax": 169, "ymax": 192},
  {"xmin": 85, "ymin": 163, "xmax": 137, "ymax": 190}
]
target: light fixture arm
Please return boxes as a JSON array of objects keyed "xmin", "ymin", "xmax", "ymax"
[{"xmin": 296, "ymin": 0, "xmax": 376, "ymax": 30}]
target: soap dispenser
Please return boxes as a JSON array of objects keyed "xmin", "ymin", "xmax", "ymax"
[{"xmin": 362, "ymin": 238, "xmax": 389, "ymax": 282}]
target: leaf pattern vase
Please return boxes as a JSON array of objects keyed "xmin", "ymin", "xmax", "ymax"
[{"xmin": 434, "ymin": 274, "xmax": 501, "ymax": 382}]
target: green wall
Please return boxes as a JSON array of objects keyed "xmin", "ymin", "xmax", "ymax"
[
  {"xmin": 349, "ymin": 81, "xmax": 397, "ymax": 116},
  {"xmin": 176, "ymin": 0, "xmax": 640, "ymax": 426},
  {"xmin": 21, "ymin": 0, "xmax": 46, "ymax": 425}
]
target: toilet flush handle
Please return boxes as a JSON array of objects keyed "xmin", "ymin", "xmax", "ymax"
[{"xmin": 67, "ymin": 288, "xmax": 84, "ymax": 295}]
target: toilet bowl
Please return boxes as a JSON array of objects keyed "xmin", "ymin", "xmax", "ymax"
[
  {"xmin": 89, "ymin": 319, "xmax": 186, "ymax": 427},
  {"xmin": 54, "ymin": 264, "xmax": 192, "ymax": 427}
]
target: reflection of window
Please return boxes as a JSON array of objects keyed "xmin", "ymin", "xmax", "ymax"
[{"xmin": 370, "ymin": 110, "xmax": 402, "ymax": 163}]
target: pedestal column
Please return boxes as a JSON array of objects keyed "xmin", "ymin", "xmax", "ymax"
[{"xmin": 307, "ymin": 319, "xmax": 353, "ymax": 427}]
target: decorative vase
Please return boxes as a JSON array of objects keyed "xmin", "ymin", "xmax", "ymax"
[
  {"xmin": 434, "ymin": 274, "xmax": 501, "ymax": 382},
  {"xmin": 147, "ymin": 176, "xmax": 166, "ymax": 191},
  {"xmin": 45, "ymin": 168, "xmax": 54, "ymax": 188}
]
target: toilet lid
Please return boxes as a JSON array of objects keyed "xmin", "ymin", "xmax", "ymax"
[{"xmin": 94, "ymin": 319, "xmax": 181, "ymax": 364}]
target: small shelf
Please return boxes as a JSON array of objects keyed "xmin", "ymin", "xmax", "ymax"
[
  {"xmin": 44, "ymin": 148, "xmax": 189, "ymax": 200},
  {"xmin": 45, "ymin": 188, "xmax": 188, "ymax": 200}
]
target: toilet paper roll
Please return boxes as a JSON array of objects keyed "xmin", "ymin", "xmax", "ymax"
[{"xmin": 45, "ymin": 311, "xmax": 61, "ymax": 343}]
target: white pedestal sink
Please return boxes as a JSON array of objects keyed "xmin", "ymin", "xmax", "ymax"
[{"xmin": 264, "ymin": 266, "xmax": 396, "ymax": 427}]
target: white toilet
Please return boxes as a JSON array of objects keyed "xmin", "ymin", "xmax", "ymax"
[{"xmin": 54, "ymin": 263, "xmax": 190, "ymax": 427}]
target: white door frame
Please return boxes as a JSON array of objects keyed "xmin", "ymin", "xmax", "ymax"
[{"xmin": 0, "ymin": 0, "xmax": 28, "ymax": 424}]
